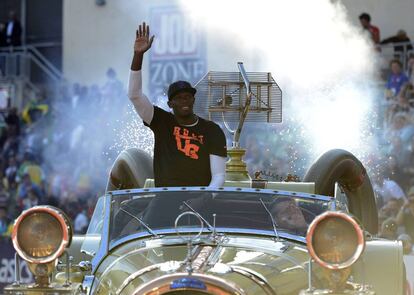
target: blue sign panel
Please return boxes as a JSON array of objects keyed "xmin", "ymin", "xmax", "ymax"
[
  {"xmin": 149, "ymin": 6, "xmax": 207, "ymax": 104},
  {"xmin": 0, "ymin": 238, "xmax": 33, "ymax": 292}
]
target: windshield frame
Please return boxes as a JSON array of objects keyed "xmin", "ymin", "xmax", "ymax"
[
  {"xmin": 110, "ymin": 227, "xmax": 308, "ymax": 250},
  {"xmin": 106, "ymin": 187, "xmax": 331, "ymax": 250}
]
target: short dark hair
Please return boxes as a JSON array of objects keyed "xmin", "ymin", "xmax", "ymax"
[
  {"xmin": 390, "ymin": 59, "xmax": 402, "ymax": 68},
  {"xmin": 359, "ymin": 13, "xmax": 371, "ymax": 22}
]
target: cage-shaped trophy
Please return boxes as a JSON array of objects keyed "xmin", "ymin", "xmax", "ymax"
[{"xmin": 195, "ymin": 62, "xmax": 282, "ymax": 181}]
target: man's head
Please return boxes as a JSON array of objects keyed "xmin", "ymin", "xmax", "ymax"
[
  {"xmin": 106, "ymin": 68, "xmax": 116, "ymax": 79},
  {"xmin": 9, "ymin": 107, "xmax": 17, "ymax": 115},
  {"xmin": 380, "ymin": 217, "xmax": 398, "ymax": 239},
  {"xmin": 397, "ymin": 30, "xmax": 407, "ymax": 39},
  {"xmin": 393, "ymin": 113, "xmax": 408, "ymax": 129},
  {"xmin": 359, "ymin": 13, "xmax": 371, "ymax": 29},
  {"xmin": 0, "ymin": 196, "xmax": 7, "ymax": 218},
  {"xmin": 0, "ymin": 206, "xmax": 6, "ymax": 219},
  {"xmin": 382, "ymin": 197, "xmax": 401, "ymax": 216},
  {"xmin": 167, "ymin": 81, "xmax": 197, "ymax": 118},
  {"xmin": 27, "ymin": 188, "xmax": 39, "ymax": 201},
  {"xmin": 271, "ymin": 197, "xmax": 307, "ymax": 233},
  {"xmin": 390, "ymin": 59, "xmax": 402, "ymax": 75},
  {"xmin": 23, "ymin": 149, "xmax": 35, "ymax": 162},
  {"xmin": 408, "ymin": 55, "xmax": 414, "ymax": 70},
  {"xmin": 22, "ymin": 173, "xmax": 32, "ymax": 185},
  {"xmin": 8, "ymin": 11, "xmax": 16, "ymax": 21},
  {"xmin": 8, "ymin": 155, "xmax": 16, "ymax": 166}
]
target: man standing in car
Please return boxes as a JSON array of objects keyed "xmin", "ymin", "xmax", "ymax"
[{"xmin": 128, "ymin": 22, "xmax": 227, "ymax": 187}]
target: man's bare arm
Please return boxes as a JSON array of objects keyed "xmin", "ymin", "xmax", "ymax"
[{"xmin": 128, "ymin": 22, "xmax": 155, "ymax": 124}]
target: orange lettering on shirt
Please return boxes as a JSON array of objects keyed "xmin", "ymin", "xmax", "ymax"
[{"xmin": 173, "ymin": 126, "xmax": 204, "ymax": 159}]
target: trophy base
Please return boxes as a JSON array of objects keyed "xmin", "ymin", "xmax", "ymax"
[{"xmin": 225, "ymin": 148, "xmax": 251, "ymax": 182}]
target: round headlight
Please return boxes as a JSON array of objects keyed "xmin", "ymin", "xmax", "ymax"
[
  {"xmin": 306, "ymin": 211, "xmax": 365, "ymax": 270},
  {"xmin": 12, "ymin": 206, "xmax": 72, "ymax": 264}
]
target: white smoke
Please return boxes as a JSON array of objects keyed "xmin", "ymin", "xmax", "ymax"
[{"xmin": 179, "ymin": 0, "xmax": 380, "ymax": 169}]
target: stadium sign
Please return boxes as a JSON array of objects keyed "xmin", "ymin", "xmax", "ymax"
[{"xmin": 149, "ymin": 6, "xmax": 206, "ymax": 102}]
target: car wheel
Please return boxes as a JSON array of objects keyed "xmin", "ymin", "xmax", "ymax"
[
  {"xmin": 106, "ymin": 148, "xmax": 153, "ymax": 191},
  {"xmin": 303, "ymin": 149, "xmax": 378, "ymax": 234}
]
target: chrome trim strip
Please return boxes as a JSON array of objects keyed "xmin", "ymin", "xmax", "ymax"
[
  {"xmin": 91, "ymin": 194, "xmax": 111, "ymax": 273},
  {"xmin": 231, "ymin": 265, "xmax": 276, "ymax": 295},
  {"xmin": 97, "ymin": 242, "xmax": 178, "ymax": 287},
  {"xmin": 208, "ymin": 245, "xmax": 224, "ymax": 264},
  {"xmin": 81, "ymin": 275, "xmax": 95, "ymax": 295},
  {"xmin": 116, "ymin": 264, "xmax": 161, "ymax": 295},
  {"xmin": 110, "ymin": 228, "xmax": 306, "ymax": 251},
  {"xmin": 192, "ymin": 246, "xmax": 214, "ymax": 271},
  {"xmin": 108, "ymin": 186, "xmax": 331, "ymax": 202},
  {"xmin": 222, "ymin": 243, "xmax": 306, "ymax": 272},
  {"xmin": 132, "ymin": 272, "xmax": 246, "ymax": 295}
]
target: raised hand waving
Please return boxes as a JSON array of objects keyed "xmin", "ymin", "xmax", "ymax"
[{"xmin": 134, "ymin": 22, "xmax": 155, "ymax": 54}]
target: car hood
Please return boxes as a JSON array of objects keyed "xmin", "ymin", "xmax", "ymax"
[{"xmin": 92, "ymin": 235, "xmax": 311, "ymax": 295}]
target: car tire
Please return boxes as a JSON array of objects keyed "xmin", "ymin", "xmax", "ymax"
[
  {"xmin": 106, "ymin": 148, "xmax": 153, "ymax": 191},
  {"xmin": 303, "ymin": 149, "xmax": 378, "ymax": 234}
]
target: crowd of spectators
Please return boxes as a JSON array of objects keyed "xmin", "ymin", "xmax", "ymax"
[
  {"xmin": 0, "ymin": 67, "xmax": 126, "ymax": 237},
  {"xmin": 375, "ymin": 52, "xmax": 414, "ymax": 252},
  {"xmin": 351, "ymin": 12, "xmax": 414, "ymax": 252}
]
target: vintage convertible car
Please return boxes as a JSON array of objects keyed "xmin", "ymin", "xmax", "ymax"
[{"xmin": 4, "ymin": 149, "xmax": 405, "ymax": 295}]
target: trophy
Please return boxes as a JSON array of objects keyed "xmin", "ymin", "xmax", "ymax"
[{"xmin": 195, "ymin": 62, "xmax": 282, "ymax": 181}]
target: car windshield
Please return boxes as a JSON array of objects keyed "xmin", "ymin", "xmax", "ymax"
[{"xmin": 109, "ymin": 189, "xmax": 330, "ymax": 246}]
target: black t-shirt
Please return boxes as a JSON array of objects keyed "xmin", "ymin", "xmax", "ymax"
[{"xmin": 144, "ymin": 106, "xmax": 227, "ymax": 187}]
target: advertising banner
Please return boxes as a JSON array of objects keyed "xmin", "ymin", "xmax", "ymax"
[
  {"xmin": 149, "ymin": 6, "xmax": 207, "ymax": 106},
  {"xmin": 0, "ymin": 238, "xmax": 33, "ymax": 292}
]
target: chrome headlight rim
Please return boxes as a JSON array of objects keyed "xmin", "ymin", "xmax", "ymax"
[
  {"xmin": 11, "ymin": 206, "xmax": 72, "ymax": 264},
  {"xmin": 306, "ymin": 211, "xmax": 365, "ymax": 270}
]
